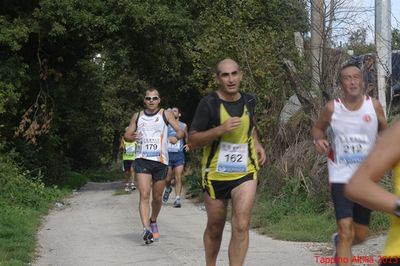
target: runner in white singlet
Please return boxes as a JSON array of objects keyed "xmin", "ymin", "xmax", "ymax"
[
  {"xmin": 312, "ymin": 63, "xmax": 387, "ymax": 266},
  {"xmin": 124, "ymin": 88, "xmax": 184, "ymax": 245}
]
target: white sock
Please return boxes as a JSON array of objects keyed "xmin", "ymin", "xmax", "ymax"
[{"xmin": 175, "ymin": 196, "xmax": 180, "ymax": 200}]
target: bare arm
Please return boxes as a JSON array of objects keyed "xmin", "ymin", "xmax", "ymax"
[
  {"xmin": 124, "ymin": 112, "xmax": 140, "ymax": 141},
  {"xmin": 311, "ymin": 101, "xmax": 334, "ymax": 155},
  {"xmin": 345, "ymin": 121, "xmax": 400, "ymax": 214},
  {"xmin": 165, "ymin": 110, "xmax": 184, "ymax": 140},
  {"xmin": 188, "ymin": 117, "xmax": 241, "ymax": 149},
  {"xmin": 183, "ymin": 124, "xmax": 190, "ymax": 152},
  {"xmin": 372, "ymin": 98, "xmax": 388, "ymax": 134},
  {"xmin": 119, "ymin": 137, "xmax": 125, "ymax": 151},
  {"xmin": 253, "ymin": 128, "xmax": 266, "ymax": 166}
]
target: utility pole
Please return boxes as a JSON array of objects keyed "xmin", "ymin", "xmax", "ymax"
[
  {"xmin": 310, "ymin": 0, "xmax": 324, "ymax": 91},
  {"xmin": 375, "ymin": 0, "xmax": 392, "ymax": 115}
]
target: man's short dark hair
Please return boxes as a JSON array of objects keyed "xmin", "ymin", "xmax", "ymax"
[
  {"xmin": 363, "ymin": 54, "xmax": 374, "ymax": 62},
  {"xmin": 339, "ymin": 62, "xmax": 361, "ymax": 79},
  {"xmin": 145, "ymin": 87, "xmax": 159, "ymax": 95},
  {"xmin": 171, "ymin": 106, "xmax": 180, "ymax": 113}
]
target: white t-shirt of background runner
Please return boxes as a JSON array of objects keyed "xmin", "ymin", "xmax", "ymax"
[
  {"xmin": 328, "ymin": 96, "xmax": 378, "ymax": 183},
  {"xmin": 135, "ymin": 109, "xmax": 169, "ymax": 165}
]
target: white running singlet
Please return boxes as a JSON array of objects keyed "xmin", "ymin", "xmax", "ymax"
[
  {"xmin": 135, "ymin": 109, "xmax": 169, "ymax": 165},
  {"xmin": 328, "ymin": 96, "xmax": 378, "ymax": 183}
]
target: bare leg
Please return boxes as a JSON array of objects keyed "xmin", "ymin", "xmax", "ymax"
[
  {"xmin": 136, "ymin": 173, "xmax": 152, "ymax": 228},
  {"xmin": 203, "ymin": 192, "xmax": 227, "ymax": 266},
  {"xmin": 336, "ymin": 217, "xmax": 355, "ymax": 266},
  {"xmin": 174, "ymin": 165, "xmax": 184, "ymax": 197},
  {"xmin": 165, "ymin": 167, "xmax": 173, "ymax": 188},
  {"xmin": 353, "ymin": 223, "xmax": 368, "ymax": 245},
  {"xmin": 229, "ymin": 179, "xmax": 257, "ymax": 266},
  {"xmin": 150, "ymin": 179, "xmax": 166, "ymax": 221}
]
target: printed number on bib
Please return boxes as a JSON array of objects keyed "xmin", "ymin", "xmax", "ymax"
[
  {"xmin": 141, "ymin": 139, "xmax": 160, "ymax": 157},
  {"xmin": 217, "ymin": 142, "xmax": 248, "ymax": 173},
  {"xmin": 168, "ymin": 141, "xmax": 180, "ymax": 153},
  {"xmin": 336, "ymin": 134, "xmax": 369, "ymax": 164}
]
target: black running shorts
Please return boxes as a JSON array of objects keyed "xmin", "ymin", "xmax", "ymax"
[
  {"xmin": 134, "ymin": 158, "xmax": 168, "ymax": 182},
  {"xmin": 331, "ymin": 183, "xmax": 371, "ymax": 225},
  {"xmin": 203, "ymin": 173, "xmax": 255, "ymax": 200}
]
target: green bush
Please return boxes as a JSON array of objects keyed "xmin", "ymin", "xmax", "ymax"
[
  {"xmin": 0, "ymin": 158, "xmax": 64, "ymax": 211},
  {"xmin": 62, "ymin": 171, "xmax": 88, "ymax": 189},
  {"xmin": 183, "ymin": 169, "xmax": 203, "ymax": 198},
  {"xmin": 0, "ymin": 155, "xmax": 67, "ymax": 265},
  {"xmin": 84, "ymin": 168, "xmax": 123, "ymax": 182}
]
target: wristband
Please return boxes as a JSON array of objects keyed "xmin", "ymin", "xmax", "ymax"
[{"xmin": 395, "ymin": 199, "xmax": 400, "ymax": 217}]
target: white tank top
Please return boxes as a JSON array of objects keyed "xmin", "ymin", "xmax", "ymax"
[
  {"xmin": 135, "ymin": 109, "xmax": 169, "ymax": 165},
  {"xmin": 328, "ymin": 96, "xmax": 378, "ymax": 183}
]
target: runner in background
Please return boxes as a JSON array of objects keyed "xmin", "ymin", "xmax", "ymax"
[
  {"xmin": 312, "ymin": 63, "xmax": 387, "ymax": 266},
  {"xmin": 119, "ymin": 128, "xmax": 136, "ymax": 192},
  {"xmin": 124, "ymin": 88, "xmax": 184, "ymax": 245},
  {"xmin": 163, "ymin": 107, "xmax": 189, "ymax": 208}
]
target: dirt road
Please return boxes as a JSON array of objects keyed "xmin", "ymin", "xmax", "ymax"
[{"xmin": 34, "ymin": 181, "xmax": 385, "ymax": 266}]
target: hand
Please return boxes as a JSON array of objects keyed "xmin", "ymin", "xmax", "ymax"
[
  {"xmin": 256, "ymin": 145, "xmax": 266, "ymax": 166},
  {"xmin": 132, "ymin": 132, "xmax": 142, "ymax": 141},
  {"xmin": 168, "ymin": 136, "xmax": 178, "ymax": 144},
  {"xmin": 314, "ymin": 139, "xmax": 330, "ymax": 155},
  {"xmin": 183, "ymin": 144, "xmax": 190, "ymax": 152},
  {"xmin": 222, "ymin": 117, "xmax": 241, "ymax": 133}
]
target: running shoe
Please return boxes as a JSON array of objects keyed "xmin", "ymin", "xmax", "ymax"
[
  {"xmin": 130, "ymin": 182, "xmax": 136, "ymax": 191},
  {"xmin": 331, "ymin": 232, "xmax": 339, "ymax": 258},
  {"xmin": 173, "ymin": 198, "xmax": 181, "ymax": 208},
  {"xmin": 143, "ymin": 228, "xmax": 154, "ymax": 245},
  {"xmin": 150, "ymin": 221, "xmax": 160, "ymax": 241},
  {"xmin": 124, "ymin": 185, "xmax": 131, "ymax": 192},
  {"xmin": 162, "ymin": 186, "xmax": 172, "ymax": 203}
]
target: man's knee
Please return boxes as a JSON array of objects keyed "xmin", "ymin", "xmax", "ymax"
[
  {"xmin": 140, "ymin": 191, "xmax": 151, "ymax": 201},
  {"xmin": 232, "ymin": 217, "xmax": 250, "ymax": 235},
  {"xmin": 337, "ymin": 220, "xmax": 355, "ymax": 243},
  {"xmin": 152, "ymin": 190, "xmax": 163, "ymax": 202},
  {"xmin": 206, "ymin": 217, "xmax": 225, "ymax": 234}
]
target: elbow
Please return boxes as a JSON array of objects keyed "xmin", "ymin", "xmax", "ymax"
[{"xmin": 123, "ymin": 133, "xmax": 133, "ymax": 142}]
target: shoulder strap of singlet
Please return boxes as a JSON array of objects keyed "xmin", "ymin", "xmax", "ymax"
[
  {"xmin": 135, "ymin": 111, "xmax": 142, "ymax": 128},
  {"xmin": 160, "ymin": 108, "xmax": 169, "ymax": 126}
]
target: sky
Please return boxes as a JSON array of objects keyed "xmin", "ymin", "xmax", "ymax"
[
  {"xmin": 359, "ymin": 0, "xmax": 400, "ymax": 26},
  {"xmin": 310, "ymin": 1, "xmax": 399, "ymax": 46},
  {"xmin": 357, "ymin": 0, "xmax": 400, "ymax": 42}
]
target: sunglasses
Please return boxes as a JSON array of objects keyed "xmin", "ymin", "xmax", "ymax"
[{"xmin": 145, "ymin": 96, "xmax": 159, "ymax": 101}]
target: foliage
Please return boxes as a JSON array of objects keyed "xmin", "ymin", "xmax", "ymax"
[
  {"xmin": 84, "ymin": 168, "xmax": 124, "ymax": 182},
  {"xmin": 0, "ymin": 0, "xmax": 310, "ymax": 188},
  {"xmin": 252, "ymin": 191, "xmax": 336, "ymax": 242},
  {"xmin": 62, "ymin": 171, "xmax": 88, "ymax": 189},
  {"xmin": 393, "ymin": 28, "xmax": 400, "ymax": 50},
  {"xmin": 0, "ymin": 154, "xmax": 67, "ymax": 264},
  {"xmin": 345, "ymin": 28, "xmax": 375, "ymax": 55},
  {"xmin": 184, "ymin": 170, "xmax": 203, "ymax": 199}
]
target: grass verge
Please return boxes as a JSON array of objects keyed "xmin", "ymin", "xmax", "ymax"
[
  {"xmin": 0, "ymin": 157, "xmax": 68, "ymax": 266},
  {"xmin": 252, "ymin": 191, "xmax": 390, "ymax": 242}
]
